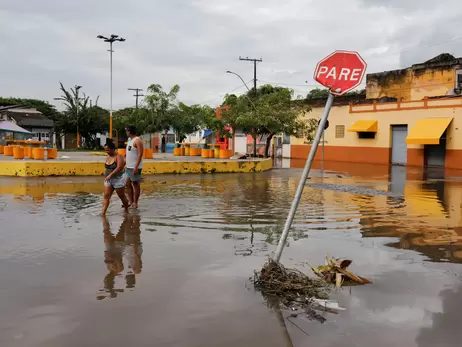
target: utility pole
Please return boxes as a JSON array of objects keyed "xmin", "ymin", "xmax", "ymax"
[
  {"xmin": 128, "ymin": 88, "xmax": 144, "ymax": 109},
  {"xmin": 239, "ymin": 56, "xmax": 262, "ymax": 96},
  {"xmin": 239, "ymin": 56, "xmax": 262, "ymax": 157}
]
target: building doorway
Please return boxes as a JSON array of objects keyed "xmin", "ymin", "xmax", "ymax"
[
  {"xmin": 424, "ymin": 131, "xmax": 446, "ymax": 167},
  {"xmin": 391, "ymin": 125, "xmax": 408, "ymax": 165}
]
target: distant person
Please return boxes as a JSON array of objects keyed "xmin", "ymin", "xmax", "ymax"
[
  {"xmin": 161, "ymin": 134, "xmax": 166, "ymax": 153},
  {"xmin": 125, "ymin": 125, "xmax": 144, "ymax": 209},
  {"xmin": 102, "ymin": 139, "xmax": 130, "ymax": 215}
]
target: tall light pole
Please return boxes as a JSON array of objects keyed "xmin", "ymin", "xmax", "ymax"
[
  {"xmin": 226, "ymin": 71, "xmax": 251, "ymax": 92},
  {"xmin": 97, "ymin": 34, "xmax": 126, "ymax": 139}
]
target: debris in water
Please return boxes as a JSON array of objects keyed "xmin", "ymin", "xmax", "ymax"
[
  {"xmin": 311, "ymin": 299, "xmax": 346, "ymax": 313},
  {"xmin": 253, "ymin": 259, "xmax": 330, "ymax": 308},
  {"xmin": 311, "ymin": 256, "xmax": 372, "ymax": 287}
]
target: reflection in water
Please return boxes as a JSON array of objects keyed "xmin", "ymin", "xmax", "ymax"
[
  {"xmin": 416, "ymin": 283, "xmax": 462, "ymax": 347},
  {"xmin": 98, "ymin": 214, "xmax": 143, "ymax": 300},
  {"xmin": 2, "ymin": 171, "xmax": 462, "ymax": 265}
]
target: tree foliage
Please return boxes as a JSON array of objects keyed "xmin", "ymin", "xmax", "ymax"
[
  {"xmin": 221, "ymin": 84, "xmax": 311, "ymax": 157},
  {"xmin": 54, "ymin": 83, "xmax": 108, "ymax": 147},
  {"xmin": 113, "ymin": 85, "xmax": 220, "ymax": 144},
  {"xmin": 0, "ymin": 97, "xmax": 59, "ymax": 119},
  {"xmin": 306, "ymin": 88, "xmax": 366, "ymax": 101},
  {"xmin": 143, "ymin": 84, "xmax": 181, "ymax": 133}
]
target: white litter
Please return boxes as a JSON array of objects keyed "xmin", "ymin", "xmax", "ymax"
[{"xmin": 311, "ymin": 299, "xmax": 346, "ymax": 311}]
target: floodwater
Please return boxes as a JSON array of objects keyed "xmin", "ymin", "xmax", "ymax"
[{"xmin": 1, "ymin": 166, "xmax": 462, "ymax": 347}]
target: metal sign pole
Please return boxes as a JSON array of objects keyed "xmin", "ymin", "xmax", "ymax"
[
  {"xmin": 274, "ymin": 93, "xmax": 334, "ymax": 263},
  {"xmin": 321, "ymin": 130, "xmax": 325, "ymax": 174}
]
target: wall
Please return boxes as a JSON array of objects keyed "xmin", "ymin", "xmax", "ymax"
[
  {"xmin": 290, "ymin": 97, "xmax": 462, "ymax": 170},
  {"xmin": 367, "ymin": 67, "xmax": 456, "ymax": 101}
]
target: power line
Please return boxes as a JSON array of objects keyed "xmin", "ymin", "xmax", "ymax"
[
  {"xmin": 199, "ymin": 80, "xmax": 253, "ymax": 105},
  {"xmin": 128, "ymin": 88, "xmax": 144, "ymax": 109}
]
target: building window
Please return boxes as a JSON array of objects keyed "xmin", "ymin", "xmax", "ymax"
[
  {"xmin": 335, "ymin": 125, "xmax": 345, "ymax": 138},
  {"xmin": 166, "ymin": 134, "xmax": 176, "ymax": 143},
  {"xmin": 358, "ymin": 132, "xmax": 376, "ymax": 139}
]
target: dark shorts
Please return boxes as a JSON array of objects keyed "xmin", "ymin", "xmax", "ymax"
[{"xmin": 125, "ymin": 168, "xmax": 142, "ymax": 182}]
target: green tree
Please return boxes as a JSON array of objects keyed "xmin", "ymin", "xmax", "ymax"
[
  {"xmin": 55, "ymin": 83, "xmax": 107, "ymax": 148},
  {"xmin": 113, "ymin": 107, "xmax": 150, "ymax": 137},
  {"xmin": 144, "ymin": 84, "xmax": 180, "ymax": 133},
  {"xmin": 0, "ymin": 97, "xmax": 59, "ymax": 120},
  {"xmin": 221, "ymin": 93, "xmax": 259, "ymax": 156},
  {"xmin": 168, "ymin": 103, "xmax": 203, "ymax": 143},
  {"xmin": 306, "ymin": 88, "xmax": 366, "ymax": 101},
  {"xmin": 222, "ymin": 85, "xmax": 310, "ymax": 158},
  {"xmin": 0, "ymin": 97, "xmax": 61, "ymax": 144},
  {"xmin": 304, "ymin": 118, "xmax": 319, "ymax": 144}
]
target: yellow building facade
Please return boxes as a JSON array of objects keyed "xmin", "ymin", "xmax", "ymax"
[{"xmin": 290, "ymin": 54, "xmax": 462, "ymax": 171}]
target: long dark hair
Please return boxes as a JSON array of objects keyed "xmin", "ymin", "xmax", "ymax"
[{"xmin": 105, "ymin": 138, "xmax": 116, "ymax": 151}]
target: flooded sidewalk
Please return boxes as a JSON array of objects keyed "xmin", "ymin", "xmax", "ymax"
[{"xmin": 1, "ymin": 168, "xmax": 462, "ymax": 346}]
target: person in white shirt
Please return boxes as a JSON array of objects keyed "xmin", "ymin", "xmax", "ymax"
[{"xmin": 125, "ymin": 125, "xmax": 144, "ymax": 209}]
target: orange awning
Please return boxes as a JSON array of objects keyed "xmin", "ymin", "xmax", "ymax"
[
  {"xmin": 406, "ymin": 118, "xmax": 452, "ymax": 145},
  {"xmin": 348, "ymin": 120, "xmax": 378, "ymax": 132}
]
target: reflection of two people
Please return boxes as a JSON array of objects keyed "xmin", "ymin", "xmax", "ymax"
[{"xmin": 99, "ymin": 214, "xmax": 143, "ymax": 300}]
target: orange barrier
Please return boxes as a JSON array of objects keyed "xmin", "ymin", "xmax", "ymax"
[
  {"xmin": 219, "ymin": 149, "xmax": 233, "ymax": 159},
  {"xmin": 47, "ymin": 148, "xmax": 58, "ymax": 159},
  {"xmin": 184, "ymin": 144, "xmax": 191, "ymax": 156},
  {"xmin": 208, "ymin": 145, "xmax": 221, "ymax": 158},
  {"xmin": 118, "ymin": 148, "xmax": 126, "ymax": 157},
  {"xmin": 173, "ymin": 148, "xmax": 182, "ymax": 156},
  {"xmin": 201, "ymin": 149, "xmax": 209, "ymax": 158},
  {"xmin": 33, "ymin": 148, "xmax": 45, "ymax": 160},
  {"xmin": 0, "ymin": 145, "xmax": 3, "ymax": 154},
  {"xmin": 190, "ymin": 147, "xmax": 201, "ymax": 156},
  {"xmin": 13, "ymin": 146, "xmax": 25, "ymax": 159},
  {"xmin": 28, "ymin": 147, "xmax": 34, "ymax": 158},
  {"xmin": 180, "ymin": 147, "xmax": 185, "ymax": 156},
  {"xmin": 4, "ymin": 146, "xmax": 13, "ymax": 156},
  {"xmin": 143, "ymin": 148, "xmax": 153, "ymax": 159}
]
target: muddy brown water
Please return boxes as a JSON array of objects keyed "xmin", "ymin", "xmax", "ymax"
[{"xmin": 1, "ymin": 167, "xmax": 462, "ymax": 347}]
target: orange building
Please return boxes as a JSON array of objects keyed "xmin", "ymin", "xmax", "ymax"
[{"xmin": 289, "ymin": 53, "xmax": 462, "ymax": 171}]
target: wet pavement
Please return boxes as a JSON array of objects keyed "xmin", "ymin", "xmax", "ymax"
[{"xmin": 1, "ymin": 166, "xmax": 462, "ymax": 346}]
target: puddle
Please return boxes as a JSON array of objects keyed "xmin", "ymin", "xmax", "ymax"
[{"xmin": 1, "ymin": 169, "xmax": 462, "ymax": 346}]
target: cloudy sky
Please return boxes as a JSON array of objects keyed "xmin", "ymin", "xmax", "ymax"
[{"xmin": 1, "ymin": 0, "xmax": 462, "ymax": 110}]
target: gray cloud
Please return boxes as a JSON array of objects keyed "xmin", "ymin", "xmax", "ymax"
[{"xmin": 1, "ymin": 0, "xmax": 462, "ymax": 109}]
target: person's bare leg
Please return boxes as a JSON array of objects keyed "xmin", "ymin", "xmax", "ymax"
[
  {"xmin": 102, "ymin": 186, "xmax": 114, "ymax": 215},
  {"xmin": 126, "ymin": 179, "xmax": 134, "ymax": 206},
  {"xmin": 116, "ymin": 187, "xmax": 129, "ymax": 213},
  {"xmin": 133, "ymin": 181, "xmax": 141, "ymax": 208}
]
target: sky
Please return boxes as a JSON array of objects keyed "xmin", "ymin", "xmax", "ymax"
[{"xmin": 1, "ymin": 0, "xmax": 462, "ymax": 110}]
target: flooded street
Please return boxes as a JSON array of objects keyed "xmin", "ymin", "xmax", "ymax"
[{"xmin": 1, "ymin": 167, "xmax": 462, "ymax": 347}]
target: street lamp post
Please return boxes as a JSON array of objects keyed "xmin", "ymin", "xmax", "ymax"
[{"xmin": 97, "ymin": 34, "xmax": 126, "ymax": 139}]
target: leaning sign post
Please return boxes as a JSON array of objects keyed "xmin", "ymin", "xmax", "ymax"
[{"xmin": 274, "ymin": 50, "xmax": 367, "ymax": 262}]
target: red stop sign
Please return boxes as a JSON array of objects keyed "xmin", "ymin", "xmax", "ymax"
[{"xmin": 314, "ymin": 50, "xmax": 367, "ymax": 96}]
